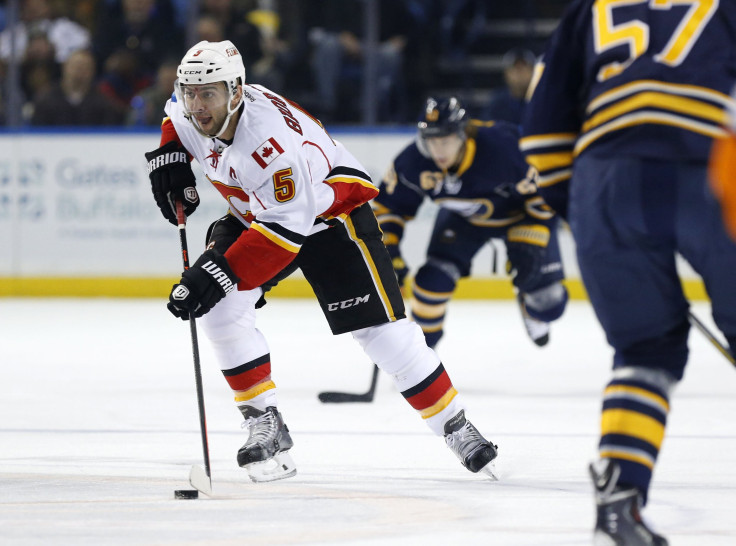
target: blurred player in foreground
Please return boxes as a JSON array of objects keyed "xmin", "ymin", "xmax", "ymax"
[
  {"xmin": 144, "ymin": 40, "xmax": 498, "ymax": 483},
  {"xmin": 522, "ymin": 1, "xmax": 736, "ymax": 543},
  {"xmin": 709, "ymin": 90, "xmax": 736, "ymax": 241},
  {"xmin": 374, "ymin": 96, "xmax": 568, "ymax": 349}
]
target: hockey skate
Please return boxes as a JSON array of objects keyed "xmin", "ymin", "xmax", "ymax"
[
  {"xmin": 517, "ymin": 293, "xmax": 550, "ymax": 346},
  {"xmin": 590, "ymin": 459, "xmax": 668, "ymax": 546},
  {"xmin": 238, "ymin": 406, "xmax": 297, "ymax": 483},
  {"xmin": 444, "ymin": 410, "xmax": 498, "ymax": 479}
]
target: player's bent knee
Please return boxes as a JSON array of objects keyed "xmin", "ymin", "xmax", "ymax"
[
  {"xmin": 414, "ymin": 258, "xmax": 462, "ymax": 292},
  {"xmin": 352, "ymin": 319, "xmax": 440, "ymax": 385},
  {"xmin": 200, "ymin": 288, "xmax": 262, "ymax": 342},
  {"xmin": 523, "ymin": 282, "xmax": 568, "ymax": 322},
  {"xmin": 201, "ymin": 289, "xmax": 270, "ymax": 370}
]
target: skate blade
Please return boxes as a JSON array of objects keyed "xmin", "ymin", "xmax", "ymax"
[
  {"xmin": 245, "ymin": 451, "xmax": 297, "ymax": 483},
  {"xmin": 479, "ymin": 459, "xmax": 499, "ymax": 481}
]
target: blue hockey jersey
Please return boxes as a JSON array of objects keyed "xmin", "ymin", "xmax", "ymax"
[
  {"xmin": 520, "ymin": 0, "xmax": 736, "ymax": 217},
  {"xmin": 375, "ymin": 121, "xmax": 553, "ymax": 243}
]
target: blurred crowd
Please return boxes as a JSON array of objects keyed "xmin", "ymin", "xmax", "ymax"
[{"xmin": 0, "ymin": 0, "xmax": 535, "ymax": 127}]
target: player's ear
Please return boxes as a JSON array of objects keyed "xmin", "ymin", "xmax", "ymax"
[{"xmin": 231, "ymin": 85, "xmax": 243, "ymax": 109}]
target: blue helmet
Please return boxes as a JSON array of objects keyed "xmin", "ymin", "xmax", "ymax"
[{"xmin": 417, "ymin": 97, "xmax": 468, "ymax": 139}]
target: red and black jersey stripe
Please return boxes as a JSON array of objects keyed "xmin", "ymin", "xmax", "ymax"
[
  {"xmin": 221, "ymin": 354, "xmax": 271, "ymax": 391},
  {"xmin": 401, "ymin": 363, "xmax": 458, "ymax": 419}
]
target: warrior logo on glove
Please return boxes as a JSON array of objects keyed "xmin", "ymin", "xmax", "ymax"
[
  {"xmin": 146, "ymin": 150, "xmax": 188, "ymax": 173},
  {"xmin": 184, "ymin": 187, "xmax": 199, "ymax": 204},
  {"xmin": 145, "ymin": 141, "xmax": 200, "ymax": 225},
  {"xmin": 171, "ymin": 285, "xmax": 190, "ymax": 300},
  {"xmin": 167, "ymin": 249, "xmax": 240, "ymax": 320},
  {"xmin": 200, "ymin": 260, "xmax": 236, "ymax": 293}
]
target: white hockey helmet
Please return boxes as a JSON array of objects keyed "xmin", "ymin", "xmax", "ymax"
[{"xmin": 175, "ymin": 40, "xmax": 246, "ymax": 138}]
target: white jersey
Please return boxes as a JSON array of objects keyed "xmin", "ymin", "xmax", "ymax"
[{"xmin": 162, "ymin": 84, "xmax": 378, "ymax": 289}]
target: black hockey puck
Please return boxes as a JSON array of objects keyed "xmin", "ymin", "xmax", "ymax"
[{"xmin": 174, "ymin": 489, "xmax": 199, "ymax": 499}]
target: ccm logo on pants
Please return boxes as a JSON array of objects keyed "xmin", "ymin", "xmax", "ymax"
[{"xmin": 328, "ymin": 295, "xmax": 370, "ymax": 311}]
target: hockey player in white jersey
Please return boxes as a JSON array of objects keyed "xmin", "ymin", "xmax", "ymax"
[{"xmin": 145, "ymin": 40, "xmax": 498, "ymax": 482}]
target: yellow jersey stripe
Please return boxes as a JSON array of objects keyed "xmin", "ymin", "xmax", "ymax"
[
  {"xmin": 234, "ymin": 380, "xmax": 276, "ymax": 402},
  {"xmin": 413, "ymin": 284, "xmax": 454, "ymax": 301},
  {"xmin": 582, "ymin": 91, "xmax": 727, "ymax": 134},
  {"xmin": 372, "ymin": 202, "xmax": 391, "ymax": 215},
  {"xmin": 376, "ymin": 214, "xmax": 406, "ymax": 228},
  {"xmin": 469, "ymin": 214, "xmax": 526, "ymax": 227},
  {"xmin": 345, "ymin": 215, "xmax": 397, "ymax": 321},
  {"xmin": 456, "ymin": 138, "xmax": 477, "ymax": 177},
  {"xmin": 575, "ymin": 111, "xmax": 726, "ymax": 155},
  {"xmin": 537, "ymin": 169, "xmax": 572, "ymax": 187},
  {"xmin": 382, "ymin": 232, "xmax": 400, "ymax": 245},
  {"xmin": 420, "ymin": 387, "xmax": 458, "ymax": 419},
  {"xmin": 411, "ymin": 299, "xmax": 448, "ymax": 319},
  {"xmin": 601, "ymin": 408, "xmax": 666, "ymax": 450},
  {"xmin": 604, "ymin": 385, "xmax": 670, "ymax": 413},
  {"xmin": 587, "ymin": 79, "xmax": 733, "ymax": 113},
  {"xmin": 251, "ymin": 223, "xmax": 301, "ymax": 254},
  {"xmin": 599, "ymin": 449, "xmax": 655, "ymax": 470},
  {"xmin": 526, "ymin": 151, "xmax": 574, "ymax": 172},
  {"xmin": 519, "ymin": 132, "xmax": 578, "ymax": 151},
  {"xmin": 325, "ymin": 175, "xmax": 377, "ymax": 192},
  {"xmin": 414, "ymin": 322, "xmax": 444, "ymax": 333}
]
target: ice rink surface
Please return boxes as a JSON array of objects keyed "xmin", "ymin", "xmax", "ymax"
[{"xmin": 1, "ymin": 298, "xmax": 735, "ymax": 545}]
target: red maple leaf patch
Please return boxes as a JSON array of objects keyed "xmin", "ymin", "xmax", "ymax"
[{"xmin": 251, "ymin": 137, "xmax": 284, "ymax": 169}]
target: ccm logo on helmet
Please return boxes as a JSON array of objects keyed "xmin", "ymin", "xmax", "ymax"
[
  {"xmin": 182, "ymin": 70, "xmax": 203, "ymax": 75},
  {"xmin": 226, "ymin": 47, "xmax": 239, "ymax": 57}
]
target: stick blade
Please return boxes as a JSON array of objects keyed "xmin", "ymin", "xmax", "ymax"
[
  {"xmin": 189, "ymin": 464, "xmax": 212, "ymax": 496},
  {"xmin": 318, "ymin": 364, "xmax": 379, "ymax": 403},
  {"xmin": 318, "ymin": 391, "xmax": 373, "ymax": 403}
]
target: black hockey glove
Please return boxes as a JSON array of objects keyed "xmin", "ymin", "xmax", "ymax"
[
  {"xmin": 505, "ymin": 224, "xmax": 550, "ymax": 292},
  {"xmin": 494, "ymin": 167, "xmax": 539, "ymax": 202},
  {"xmin": 168, "ymin": 249, "xmax": 240, "ymax": 320},
  {"xmin": 145, "ymin": 141, "xmax": 199, "ymax": 226}
]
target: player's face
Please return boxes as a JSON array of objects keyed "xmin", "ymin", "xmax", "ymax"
[
  {"xmin": 425, "ymin": 134, "xmax": 464, "ymax": 170},
  {"xmin": 181, "ymin": 83, "xmax": 231, "ymax": 136}
]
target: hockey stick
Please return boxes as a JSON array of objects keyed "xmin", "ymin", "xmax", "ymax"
[
  {"xmin": 318, "ymin": 363, "xmax": 380, "ymax": 403},
  {"xmin": 176, "ymin": 201, "xmax": 213, "ymax": 495},
  {"xmin": 688, "ymin": 310, "xmax": 736, "ymax": 367}
]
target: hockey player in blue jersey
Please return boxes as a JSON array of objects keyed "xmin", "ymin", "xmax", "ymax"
[
  {"xmin": 521, "ymin": 1, "xmax": 736, "ymax": 544},
  {"xmin": 374, "ymin": 97, "xmax": 568, "ymax": 349}
]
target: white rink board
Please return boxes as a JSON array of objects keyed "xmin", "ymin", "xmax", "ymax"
[
  {"xmin": 0, "ymin": 131, "xmax": 696, "ymax": 280},
  {"xmin": 0, "ymin": 131, "xmax": 419, "ymax": 277}
]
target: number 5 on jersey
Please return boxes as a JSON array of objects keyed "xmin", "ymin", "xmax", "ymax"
[{"xmin": 273, "ymin": 168, "xmax": 295, "ymax": 202}]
